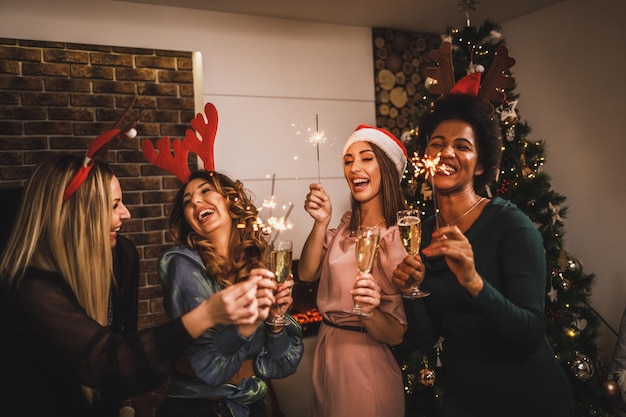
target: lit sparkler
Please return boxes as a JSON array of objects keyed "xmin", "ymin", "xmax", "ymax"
[
  {"xmin": 263, "ymin": 173, "xmax": 277, "ymax": 218},
  {"xmin": 411, "ymin": 152, "xmax": 452, "ymax": 229},
  {"xmin": 256, "ymin": 174, "xmax": 294, "ymax": 243},
  {"xmin": 268, "ymin": 202, "xmax": 294, "ymax": 243},
  {"xmin": 307, "ymin": 114, "xmax": 327, "ymax": 183}
]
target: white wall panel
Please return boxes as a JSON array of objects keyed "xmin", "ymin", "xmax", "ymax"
[{"xmin": 205, "ymin": 94, "xmax": 372, "ymax": 256}]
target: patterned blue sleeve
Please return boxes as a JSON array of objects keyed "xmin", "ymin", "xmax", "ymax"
[
  {"xmin": 158, "ymin": 248, "xmax": 250, "ymax": 386},
  {"xmin": 157, "ymin": 247, "xmax": 304, "ymax": 388},
  {"xmin": 254, "ymin": 315, "xmax": 304, "ymax": 379}
]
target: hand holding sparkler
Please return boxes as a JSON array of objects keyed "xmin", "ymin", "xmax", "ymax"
[{"xmin": 303, "ymin": 183, "xmax": 332, "ymax": 227}]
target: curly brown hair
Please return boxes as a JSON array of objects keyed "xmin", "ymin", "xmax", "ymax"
[
  {"xmin": 168, "ymin": 171, "xmax": 267, "ymax": 288},
  {"xmin": 417, "ymin": 94, "xmax": 502, "ymax": 194}
]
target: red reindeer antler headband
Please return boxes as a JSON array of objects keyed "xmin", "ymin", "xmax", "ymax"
[
  {"xmin": 141, "ymin": 102, "xmax": 218, "ymax": 183},
  {"xmin": 426, "ymin": 41, "xmax": 516, "ymax": 109},
  {"xmin": 63, "ymin": 96, "xmax": 138, "ymax": 202}
]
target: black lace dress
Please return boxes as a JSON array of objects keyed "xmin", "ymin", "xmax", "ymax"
[{"xmin": 0, "ymin": 241, "xmax": 192, "ymax": 417}]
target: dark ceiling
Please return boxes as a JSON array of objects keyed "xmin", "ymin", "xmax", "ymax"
[{"xmin": 122, "ymin": 0, "xmax": 564, "ymax": 33}]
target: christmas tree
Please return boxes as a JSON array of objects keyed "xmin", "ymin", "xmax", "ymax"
[{"xmin": 396, "ymin": 17, "xmax": 617, "ymax": 417}]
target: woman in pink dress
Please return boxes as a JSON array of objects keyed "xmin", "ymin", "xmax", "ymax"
[{"xmin": 299, "ymin": 125, "xmax": 409, "ymax": 417}]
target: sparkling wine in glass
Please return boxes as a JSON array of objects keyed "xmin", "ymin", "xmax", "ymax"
[
  {"xmin": 397, "ymin": 209, "xmax": 429, "ymax": 298},
  {"xmin": 266, "ymin": 239, "xmax": 293, "ymax": 326},
  {"xmin": 350, "ymin": 226, "xmax": 380, "ymax": 316}
]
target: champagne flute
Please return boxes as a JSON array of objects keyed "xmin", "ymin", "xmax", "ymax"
[
  {"xmin": 397, "ymin": 209, "xmax": 429, "ymax": 298},
  {"xmin": 266, "ymin": 239, "xmax": 293, "ymax": 326},
  {"xmin": 349, "ymin": 225, "xmax": 380, "ymax": 316}
]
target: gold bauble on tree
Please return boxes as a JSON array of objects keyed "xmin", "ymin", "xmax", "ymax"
[
  {"xmin": 419, "ymin": 367, "xmax": 436, "ymax": 387},
  {"xmin": 603, "ymin": 379, "xmax": 618, "ymax": 398},
  {"xmin": 570, "ymin": 351, "xmax": 594, "ymax": 381}
]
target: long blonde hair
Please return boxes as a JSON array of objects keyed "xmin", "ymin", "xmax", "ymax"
[
  {"xmin": 1, "ymin": 155, "xmax": 114, "ymax": 403},
  {"xmin": 1, "ymin": 154, "xmax": 113, "ymax": 326}
]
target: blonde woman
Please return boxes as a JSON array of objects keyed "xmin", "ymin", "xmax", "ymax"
[{"xmin": 0, "ymin": 154, "xmax": 273, "ymax": 417}]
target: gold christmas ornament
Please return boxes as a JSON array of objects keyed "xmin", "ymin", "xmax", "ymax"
[
  {"xmin": 419, "ymin": 367, "xmax": 436, "ymax": 387},
  {"xmin": 570, "ymin": 351, "xmax": 594, "ymax": 381},
  {"xmin": 564, "ymin": 326, "xmax": 580, "ymax": 338},
  {"xmin": 603, "ymin": 379, "xmax": 618, "ymax": 398},
  {"xmin": 567, "ymin": 257, "xmax": 583, "ymax": 274},
  {"xmin": 557, "ymin": 275, "xmax": 571, "ymax": 291}
]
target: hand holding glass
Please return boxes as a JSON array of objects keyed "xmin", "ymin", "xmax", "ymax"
[
  {"xmin": 349, "ymin": 226, "xmax": 380, "ymax": 316},
  {"xmin": 397, "ymin": 209, "xmax": 429, "ymax": 299},
  {"xmin": 266, "ymin": 239, "xmax": 293, "ymax": 326}
]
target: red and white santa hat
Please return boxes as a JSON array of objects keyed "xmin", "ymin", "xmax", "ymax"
[{"xmin": 342, "ymin": 124, "xmax": 408, "ymax": 181}]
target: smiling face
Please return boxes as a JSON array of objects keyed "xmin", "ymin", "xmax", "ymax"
[
  {"xmin": 110, "ymin": 175, "xmax": 130, "ymax": 247},
  {"xmin": 426, "ymin": 119, "xmax": 484, "ymax": 194},
  {"xmin": 182, "ymin": 177, "xmax": 232, "ymax": 243},
  {"xmin": 343, "ymin": 141, "xmax": 382, "ymax": 205}
]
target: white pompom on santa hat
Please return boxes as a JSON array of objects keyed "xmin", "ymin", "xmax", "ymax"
[{"xmin": 342, "ymin": 124, "xmax": 408, "ymax": 182}]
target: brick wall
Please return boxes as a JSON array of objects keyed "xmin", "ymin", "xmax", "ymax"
[{"xmin": 0, "ymin": 38, "xmax": 196, "ymax": 415}]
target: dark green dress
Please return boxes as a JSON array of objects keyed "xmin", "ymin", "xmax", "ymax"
[{"xmin": 404, "ymin": 197, "xmax": 575, "ymax": 417}]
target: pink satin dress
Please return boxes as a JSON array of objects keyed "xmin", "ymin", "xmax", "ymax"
[{"xmin": 307, "ymin": 211, "xmax": 407, "ymax": 417}]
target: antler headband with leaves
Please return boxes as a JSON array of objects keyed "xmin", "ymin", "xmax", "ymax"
[
  {"xmin": 426, "ymin": 41, "xmax": 516, "ymax": 109},
  {"xmin": 141, "ymin": 102, "xmax": 218, "ymax": 183}
]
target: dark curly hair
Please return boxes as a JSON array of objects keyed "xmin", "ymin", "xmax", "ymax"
[
  {"xmin": 168, "ymin": 171, "xmax": 267, "ymax": 287},
  {"xmin": 417, "ymin": 94, "xmax": 502, "ymax": 194}
]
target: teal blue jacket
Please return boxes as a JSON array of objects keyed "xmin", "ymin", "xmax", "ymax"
[{"xmin": 157, "ymin": 246, "xmax": 303, "ymax": 416}]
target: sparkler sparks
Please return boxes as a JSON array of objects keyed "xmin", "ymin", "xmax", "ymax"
[
  {"xmin": 267, "ymin": 203, "xmax": 294, "ymax": 232},
  {"xmin": 263, "ymin": 174, "xmax": 277, "ymax": 218},
  {"xmin": 412, "ymin": 152, "xmax": 440, "ymax": 180},
  {"xmin": 308, "ymin": 128, "xmax": 327, "ymax": 146},
  {"xmin": 255, "ymin": 174, "xmax": 294, "ymax": 243},
  {"xmin": 308, "ymin": 114, "xmax": 327, "ymax": 183},
  {"xmin": 258, "ymin": 202, "xmax": 294, "ymax": 242},
  {"xmin": 262, "ymin": 197, "xmax": 277, "ymax": 210},
  {"xmin": 410, "ymin": 152, "xmax": 452, "ymax": 229}
]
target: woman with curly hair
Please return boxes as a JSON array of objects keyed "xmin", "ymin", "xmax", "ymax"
[
  {"xmin": 156, "ymin": 170, "xmax": 304, "ymax": 417},
  {"xmin": 392, "ymin": 92, "xmax": 575, "ymax": 417}
]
